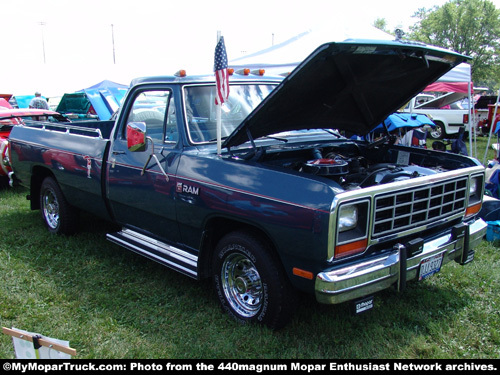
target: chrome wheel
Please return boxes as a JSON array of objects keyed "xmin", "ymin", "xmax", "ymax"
[
  {"xmin": 39, "ymin": 177, "xmax": 78, "ymax": 235},
  {"xmin": 213, "ymin": 231, "xmax": 298, "ymax": 329},
  {"xmin": 429, "ymin": 123, "xmax": 444, "ymax": 139},
  {"xmin": 42, "ymin": 187, "xmax": 60, "ymax": 230},
  {"xmin": 221, "ymin": 253, "xmax": 263, "ymax": 318}
]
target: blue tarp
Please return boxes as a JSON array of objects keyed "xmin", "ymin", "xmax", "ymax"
[
  {"xmin": 493, "ymin": 121, "xmax": 500, "ymax": 134},
  {"xmin": 11, "ymin": 95, "xmax": 42, "ymax": 109},
  {"xmin": 375, "ymin": 113, "xmax": 435, "ymax": 132}
]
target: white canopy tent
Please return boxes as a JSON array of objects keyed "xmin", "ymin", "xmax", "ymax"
[
  {"xmin": 229, "ymin": 25, "xmax": 394, "ymax": 76},
  {"xmin": 425, "ymin": 62, "xmax": 471, "ymax": 94},
  {"xmin": 231, "ymin": 29, "xmax": 481, "ymax": 159}
]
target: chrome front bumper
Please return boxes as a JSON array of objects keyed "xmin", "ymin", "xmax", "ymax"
[{"xmin": 315, "ymin": 218, "xmax": 487, "ymax": 304}]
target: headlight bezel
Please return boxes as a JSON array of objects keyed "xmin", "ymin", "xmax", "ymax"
[
  {"xmin": 466, "ymin": 173, "xmax": 484, "ymax": 217},
  {"xmin": 335, "ymin": 199, "xmax": 370, "ymax": 258}
]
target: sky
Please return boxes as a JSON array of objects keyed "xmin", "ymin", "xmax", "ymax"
[{"xmin": 1, "ymin": 0, "xmax": 498, "ymax": 97}]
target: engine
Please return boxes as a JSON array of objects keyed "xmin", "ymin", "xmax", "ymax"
[{"xmin": 276, "ymin": 143, "xmax": 440, "ymax": 190}]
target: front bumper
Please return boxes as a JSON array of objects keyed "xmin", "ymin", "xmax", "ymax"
[{"xmin": 315, "ymin": 218, "xmax": 487, "ymax": 304}]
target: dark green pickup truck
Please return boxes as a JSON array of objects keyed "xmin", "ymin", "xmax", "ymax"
[{"xmin": 8, "ymin": 40, "xmax": 487, "ymax": 329}]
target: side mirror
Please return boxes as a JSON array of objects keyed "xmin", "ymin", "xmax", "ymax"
[{"xmin": 127, "ymin": 122, "xmax": 147, "ymax": 152}]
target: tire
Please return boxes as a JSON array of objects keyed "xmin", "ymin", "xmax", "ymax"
[
  {"xmin": 39, "ymin": 177, "xmax": 79, "ymax": 235},
  {"xmin": 429, "ymin": 122, "xmax": 445, "ymax": 139},
  {"xmin": 212, "ymin": 231, "xmax": 297, "ymax": 330}
]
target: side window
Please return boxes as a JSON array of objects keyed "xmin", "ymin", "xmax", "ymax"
[
  {"xmin": 125, "ymin": 90, "xmax": 177, "ymax": 144},
  {"xmin": 164, "ymin": 95, "xmax": 178, "ymax": 143}
]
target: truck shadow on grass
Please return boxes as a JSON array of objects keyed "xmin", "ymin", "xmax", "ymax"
[
  {"xmin": 289, "ymin": 281, "xmax": 473, "ymax": 357},
  {"xmin": 0, "ymin": 208, "xmax": 477, "ymax": 358}
]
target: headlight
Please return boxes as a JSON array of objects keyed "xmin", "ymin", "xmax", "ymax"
[
  {"xmin": 338, "ymin": 205, "xmax": 358, "ymax": 232},
  {"xmin": 469, "ymin": 178, "xmax": 478, "ymax": 196}
]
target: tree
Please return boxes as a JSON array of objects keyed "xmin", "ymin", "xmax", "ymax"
[
  {"xmin": 409, "ymin": 0, "xmax": 500, "ymax": 89},
  {"xmin": 373, "ymin": 18, "xmax": 389, "ymax": 34}
]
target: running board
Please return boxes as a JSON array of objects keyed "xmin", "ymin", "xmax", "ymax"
[{"xmin": 106, "ymin": 228, "xmax": 198, "ymax": 279}]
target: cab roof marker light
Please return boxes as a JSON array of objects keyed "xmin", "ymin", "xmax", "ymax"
[
  {"xmin": 227, "ymin": 68, "xmax": 234, "ymax": 75},
  {"xmin": 175, "ymin": 70, "xmax": 187, "ymax": 77},
  {"xmin": 251, "ymin": 69, "xmax": 265, "ymax": 76},
  {"xmin": 235, "ymin": 68, "xmax": 251, "ymax": 76}
]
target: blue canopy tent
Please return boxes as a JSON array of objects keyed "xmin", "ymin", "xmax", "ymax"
[
  {"xmin": 56, "ymin": 80, "xmax": 128, "ymax": 121},
  {"xmin": 79, "ymin": 80, "xmax": 128, "ymax": 120}
]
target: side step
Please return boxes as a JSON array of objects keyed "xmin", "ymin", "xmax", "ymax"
[{"xmin": 106, "ymin": 228, "xmax": 198, "ymax": 279}]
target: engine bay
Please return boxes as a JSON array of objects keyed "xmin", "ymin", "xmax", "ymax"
[{"xmin": 256, "ymin": 139, "xmax": 474, "ymax": 191}]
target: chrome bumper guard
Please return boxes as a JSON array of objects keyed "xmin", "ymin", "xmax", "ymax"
[{"xmin": 315, "ymin": 218, "xmax": 487, "ymax": 304}]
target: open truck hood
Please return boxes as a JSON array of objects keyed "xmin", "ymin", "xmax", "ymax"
[
  {"xmin": 415, "ymin": 91, "xmax": 468, "ymax": 109},
  {"xmin": 223, "ymin": 39, "xmax": 469, "ymax": 149}
]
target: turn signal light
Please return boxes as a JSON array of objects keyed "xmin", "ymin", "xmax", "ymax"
[
  {"xmin": 465, "ymin": 202, "xmax": 482, "ymax": 217},
  {"xmin": 335, "ymin": 238, "xmax": 368, "ymax": 258}
]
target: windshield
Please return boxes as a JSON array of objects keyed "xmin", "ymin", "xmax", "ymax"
[{"xmin": 184, "ymin": 83, "xmax": 276, "ymax": 143}]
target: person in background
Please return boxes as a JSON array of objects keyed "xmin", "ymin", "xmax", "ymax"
[{"xmin": 29, "ymin": 92, "xmax": 49, "ymax": 110}]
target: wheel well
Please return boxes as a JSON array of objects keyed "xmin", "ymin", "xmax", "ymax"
[
  {"xmin": 434, "ymin": 120, "xmax": 445, "ymax": 127},
  {"xmin": 197, "ymin": 217, "xmax": 280, "ymax": 279},
  {"xmin": 29, "ymin": 166, "xmax": 56, "ymax": 210}
]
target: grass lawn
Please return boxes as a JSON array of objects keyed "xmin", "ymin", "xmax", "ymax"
[{"xmin": 1, "ymin": 136, "xmax": 499, "ymax": 359}]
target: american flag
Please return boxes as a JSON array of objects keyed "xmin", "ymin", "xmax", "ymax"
[{"xmin": 214, "ymin": 36, "xmax": 229, "ymax": 105}]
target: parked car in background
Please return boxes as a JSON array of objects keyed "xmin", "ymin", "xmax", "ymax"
[
  {"xmin": 403, "ymin": 92, "xmax": 471, "ymax": 139},
  {"xmin": 0, "ymin": 108, "xmax": 66, "ymax": 185},
  {"xmin": 0, "ymin": 94, "xmax": 13, "ymax": 109},
  {"xmin": 475, "ymin": 95, "xmax": 500, "ymax": 135}
]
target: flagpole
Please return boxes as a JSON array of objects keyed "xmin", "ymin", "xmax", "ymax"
[{"xmin": 216, "ymin": 31, "xmax": 222, "ymax": 155}]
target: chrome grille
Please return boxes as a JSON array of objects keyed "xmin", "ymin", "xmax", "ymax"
[{"xmin": 373, "ymin": 177, "xmax": 468, "ymax": 238}]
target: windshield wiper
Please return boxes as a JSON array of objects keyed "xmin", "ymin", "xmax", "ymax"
[
  {"xmin": 209, "ymin": 136, "xmax": 229, "ymax": 142},
  {"xmin": 322, "ymin": 129, "xmax": 342, "ymax": 138},
  {"xmin": 259, "ymin": 135, "xmax": 288, "ymax": 143}
]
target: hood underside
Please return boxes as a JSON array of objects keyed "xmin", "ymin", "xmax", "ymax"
[
  {"xmin": 415, "ymin": 91, "xmax": 468, "ymax": 109},
  {"xmin": 223, "ymin": 39, "xmax": 469, "ymax": 148}
]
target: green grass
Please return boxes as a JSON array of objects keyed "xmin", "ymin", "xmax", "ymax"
[
  {"xmin": 1, "ymin": 186, "xmax": 499, "ymax": 359},
  {"xmin": 427, "ymin": 133, "xmax": 499, "ymax": 163}
]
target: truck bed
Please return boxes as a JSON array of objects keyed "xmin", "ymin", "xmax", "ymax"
[
  {"xmin": 23, "ymin": 119, "xmax": 115, "ymax": 139},
  {"xmin": 8, "ymin": 121, "xmax": 113, "ymax": 219}
]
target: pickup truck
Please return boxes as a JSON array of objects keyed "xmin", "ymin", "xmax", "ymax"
[
  {"xmin": 403, "ymin": 92, "xmax": 471, "ymax": 139},
  {"xmin": 8, "ymin": 40, "xmax": 487, "ymax": 329}
]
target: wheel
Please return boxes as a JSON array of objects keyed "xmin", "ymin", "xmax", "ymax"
[
  {"xmin": 429, "ymin": 122, "xmax": 445, "ymax": 139},
  {"xmin": 212, "ymin": 231, "xmax": 297, "ymax": 329},
  {"xmin": 39, "ymin": 177, "xmax": 79, "ymax": 235}
]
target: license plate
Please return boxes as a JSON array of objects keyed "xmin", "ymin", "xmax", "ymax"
[{"xmin": 418, "ymin": 253, "xmax": 444, "ymax": 281}]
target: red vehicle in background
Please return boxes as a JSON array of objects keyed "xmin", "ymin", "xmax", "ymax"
[{"xmin": 1, "ymin": 108, "xmax": 65, "ymax": 185}]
